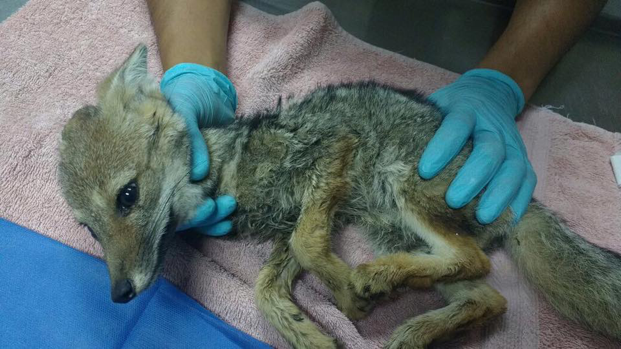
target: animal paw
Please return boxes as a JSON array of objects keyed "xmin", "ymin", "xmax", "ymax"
[
  {"xmin": 350, "ymin": 263, "xmax": 396, "ymax": 300},
  {"xmin": 338, "ymin": 288, "xmax": 374, "ymax": 320}
]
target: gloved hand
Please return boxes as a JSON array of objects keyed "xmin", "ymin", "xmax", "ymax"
[
  {"xmin": 160, "ymin": 63, "xmax": 238, "ymax": 236},
  {"xmin": 418, "ymin": 69, "xmax": 536, "ymax": 224},
  {"xmin": 175, "ymin": 196, "xmax": 237, "ymax": 237}
]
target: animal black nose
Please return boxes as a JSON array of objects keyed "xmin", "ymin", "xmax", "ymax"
[{"xmin": 111, "ymin": 279, "xmax": 136, "ymax": 303}]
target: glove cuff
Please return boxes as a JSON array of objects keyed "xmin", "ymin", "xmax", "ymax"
[
  {"xmin": 160, "ymin": 63, "xmax": 238, "ymax": 111},
  {"xmin": 462, "ymin": 69, "xmax": 525, "ymax": 116}
]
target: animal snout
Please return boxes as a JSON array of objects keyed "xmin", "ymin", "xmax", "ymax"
[{"xmin": 111, "ymin": 279, "xmax": 136, "ymax": 303}]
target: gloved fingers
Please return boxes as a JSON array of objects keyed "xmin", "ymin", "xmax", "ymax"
[
  {"xmin": 191, "ymin": 196, "xmax": 237, "ymax": 237},
  {"xmin": 208, "ymin": 92, "xmax": 236, "ymax": 126},
  {"xmin": 186, "ymin": 122, "xmax": 211, "ymax": 182},
  {"xmin": 196, "ymin": 220, "xmax": 233, "ymax": 237},
  {"xmin": 176, "ymin": 198, "xmax": 217, "ymax": 232},
  {"xmin": 212, "ymin": 75, "xmax": 234, "ymax": 96},
  {"xmin": 212, "ymin": 76, "xmax": 238, "ymax": 110},
  {"xmin": 193, "ymin": 195, "xmax": 237, "ymax": 228},
  {"xmin": 176, "ymin": 196, "xmax": 237, "ymax": 236},
  {"xmin": 428, "ymin": 86, "xmax": 453, "ymax": 111},
  {"xmin": 446, "ymin": 129, "xmax": 505, "ymax": 209},
  {"xmin": 509, "ymin": 163, "xmax": 537, "ymax": 224},
  {"xmin": 418, "ymin": 111, "xmax": 476, "ymax": 179},
  {"xmin": 475, "ymin": 148, "xmax": 526, "ymax": 224}
]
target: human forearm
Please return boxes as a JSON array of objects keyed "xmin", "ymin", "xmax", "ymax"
[
  {"xmin": 146, "ymin": 0, "xmax": 233, "ymax": 73},
  {"xmin": 420, "ymin": 1, "xmax": 607, "ymax": 224},
  {"xmin": 478, "ymin": 0, "xmax": 607, "ymax": 101}
]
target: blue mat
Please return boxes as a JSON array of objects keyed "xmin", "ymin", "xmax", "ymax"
[{"xmin": 0, "ymin": 219, "xmax": 271, "ymax": 349}]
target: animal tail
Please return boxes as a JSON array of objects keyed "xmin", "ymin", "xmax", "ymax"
[{"xmin": 505, "ymin": 202, "xmax": 621, "ymax": 340}]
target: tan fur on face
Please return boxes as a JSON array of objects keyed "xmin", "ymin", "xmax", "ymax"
[{"xmin": 59, "ymin": 45, "xmax": 196, "ymax": 295}]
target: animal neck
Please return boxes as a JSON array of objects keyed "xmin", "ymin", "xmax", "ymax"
[{"xmin": 200, "ymin": 126, "xmax": 248, "ymax": 197}]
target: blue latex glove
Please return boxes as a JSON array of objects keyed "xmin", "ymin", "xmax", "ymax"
[
  {"xmin": 161, "ymin": 63, "xmax": 238, "ymax": 236},
  {"xmin": 418, "ymin": 69, "xmax": 537, "ymax": 224},
  {"xmin": 176, "ymin": 195, "xmax": 237, "ymax": 237}
]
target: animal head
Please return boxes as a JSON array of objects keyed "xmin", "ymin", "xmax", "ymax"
[{"xmin": 58, "ymin": 44, "xmax": 205, "ymax": 303}]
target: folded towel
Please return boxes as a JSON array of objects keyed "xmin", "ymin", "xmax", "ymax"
[{"xmin": 1, "ymin": 1, "xmax": 619, "ymax": 348}]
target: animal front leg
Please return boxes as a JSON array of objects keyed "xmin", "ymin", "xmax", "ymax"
[
  {"xmin": 290, "ymin": 208, "xmax": 372, "ymax": 320},
  {"xmin": 350, "ymin": 252, "xmax": 439, "ymax": 300},
  {"xmin": 351, "ymin": 246, "xmax": 491, "ymax": 300},
  {"xmin": 255, "ymin": 237, "xmax": 337, "ymax": 349},
  {"xmin": 289, "ymin": 136, "xmax": 371, "ymax": 320}
]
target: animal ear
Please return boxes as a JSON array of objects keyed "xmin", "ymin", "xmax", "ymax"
[
  {"xmin": 118, "ymin": 43, "xmax": 149, "ymax": 85},
  {"xmin": 61, "ymin": 105, "xmax": 98, "ymax": 143},
  {"xmin": 97, "ymin": 44, "xmax": 150, "ymax": 98}
]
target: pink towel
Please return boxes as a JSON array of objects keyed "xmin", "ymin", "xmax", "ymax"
[{"xmin": 1, "ymin": 1, "xmax": 620, "ymax": 348}]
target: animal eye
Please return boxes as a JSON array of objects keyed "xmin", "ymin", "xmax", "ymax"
[
  {"xmin": 117, "ymin": 181, "xmax": 139, "ymax": 214},
  {"xmin": 84, "ymin": 225, "xmax": 99, "ymax": 241}
]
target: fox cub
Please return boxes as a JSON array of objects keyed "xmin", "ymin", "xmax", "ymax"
[{"xmin": 59, "ymin": 45, "xmax": 621, "ymax": 348}]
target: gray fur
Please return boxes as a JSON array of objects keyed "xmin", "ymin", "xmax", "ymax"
[
  {"xmin": 58, "ymin": 45, "xmax": 621, "ymax": 345},
  {"xmin": 205, "ymin": 81, "xmax": 621, "ymax": 340}
]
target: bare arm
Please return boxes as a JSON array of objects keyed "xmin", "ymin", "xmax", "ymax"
[
  {"xmin": 478, "ymin": 0, "xmax": 608, "ymax": 101},
  {"xmin": 146, "ymin": 0, "xmax": 233, "ymax": 74}
]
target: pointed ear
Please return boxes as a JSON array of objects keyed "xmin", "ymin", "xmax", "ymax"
[
  {"xmin": 98, "ymin": 44, "xmax": 149, "ymax": 98},
  {"xmin": 61, "ymin": 105, "xmax": 98, "ymax": 144}
]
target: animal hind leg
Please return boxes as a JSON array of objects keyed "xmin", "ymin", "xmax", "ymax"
[
  {"xmin": 386, "ymin": 279, "xmax": 507, "ymax": 349},
  {"xmin": 255, "ymin": 237, "xmax": 337, "ymax": 349},
  {"xmin": 351, "ymin": 205, "xmax": 491, "ymax": 299}
]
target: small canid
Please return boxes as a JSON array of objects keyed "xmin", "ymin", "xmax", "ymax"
[{"xmin": 58, "ymin": 44, "xmax": 621, "ymax": 348}]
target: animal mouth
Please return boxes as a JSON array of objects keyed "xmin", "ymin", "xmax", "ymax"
[
  {"xmin": 164, "ymin": 207, "xmax": 178, "ymax": 235},
  {"xmin": 150, "ymin": 207, "xmax": 177, "ymax": 281},
  {"xmin": 133, "ymin": 208, "xmax": 178, "ymax": 298}
]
